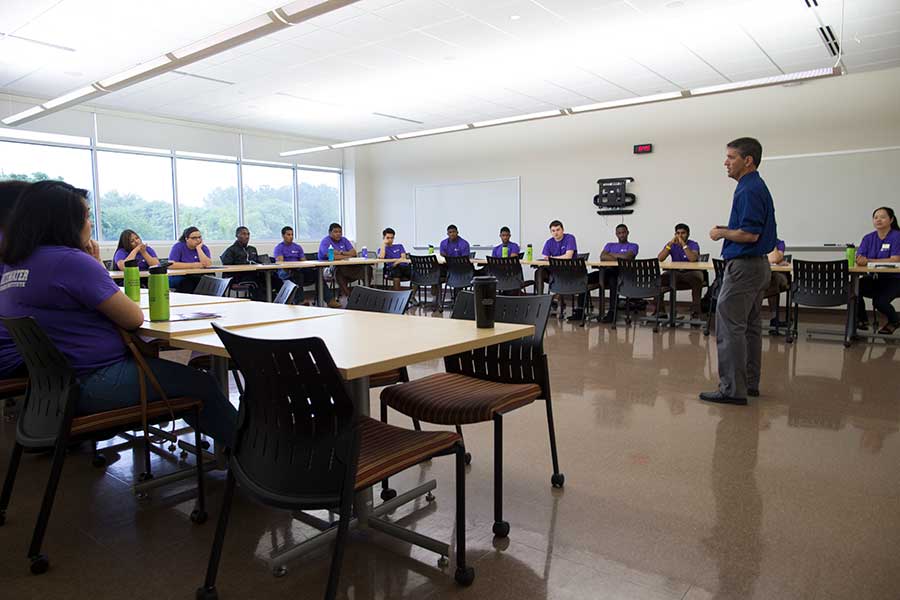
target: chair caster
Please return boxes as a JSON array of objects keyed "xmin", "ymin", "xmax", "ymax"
[
  {"xmin": 702, "ymin": 330, "xmax": 710, "ymax": 337},
  {"xmin": 437, "ymin": 555, "xmax": 449, "ymax": 568},
  {"xmin": 136, "ymin": 491, "xmax": 151, "ymax": 501},
  {"xmin": 551, "ymin": 473, "xmax": 565, "ymax": 488},
  {"xmin": 91, "ymin": 454, "xmax": 107, "ymax": 468},
  {"xmin": 190, "ymin": 509, "xmax": 208, "ymax": 524},
  {"xmin": 138, "ymin": 472, "xmax": 154, "ymax": 482},
  {"xmin": 454, "ymin": 566, "xmax": 475, "ymax": 586},
  {"xmin": 180, "ymin": 450, "xmax": 189, "ymax": 460},
  {"xmin": 272, "ymin": 566, "xmax": 287, "ymax": 578},
  {"xmin": 464, "ymin": 452, "xmax": 472, "ymax": 465},
  {"xmin": 196, "ymin": 586, "xmax": 219, "ymax": 600},
  {"xmin": 652, "ymin": 326, "xmax": 659, "ymax": 333},
  {"xmin": 492, "ymin": 520, "xmax": 510, "ymax": 538},
  {"xmin": 785, "ymin": 336, "xmax": 794, "ymax": 344},
  {"xmin": 843, "ymin": 340, "xmax": 852, "ymax": 348},
  {"xmin": 30, "ymin": 554, "xmax": 49, "ymax": 575},
  {"xmin": 425, "ymin": 491, "xmax": 436, "ymax": 503},
  {"xmin": 380, "ymin": 488, "xmax": 397, "ymax": 501},
  {"xmin": 168, "ymin": 443, "xmax": 177, "ymax": 452}
]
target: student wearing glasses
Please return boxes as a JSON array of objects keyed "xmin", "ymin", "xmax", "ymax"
[
  {"xmin": 855, "ymin": 206, "xmax": 900, "ymax": 335},
  {"xmin": 168, "ymin": 226, "xmax": 212, "ymax": 292}
]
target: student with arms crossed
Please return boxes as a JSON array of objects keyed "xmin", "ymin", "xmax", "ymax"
[
  {"xmin": 220, "ymin": 226, "xmax": 265, "ymax": 300},
  {"xmin": 168, "ymin": 226, "xmax": 212, "ymax": 293},
  {"xmin": 318, "ymin": 222, "xmax": 370, "ymax": 306}
]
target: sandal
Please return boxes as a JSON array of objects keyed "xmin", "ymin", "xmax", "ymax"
[{"xmin": 877, "ymin": 322, "xmax": 899, "ymax": 335}]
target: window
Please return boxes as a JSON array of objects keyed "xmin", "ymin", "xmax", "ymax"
[
  {"xmin": 176, "ymin": 159, "xmax": 239, "ymax": 241},
  {"xmin": 96, "ymin": 151, "xmax": 175, "ymax": 242},
  {"xmin": 241, "ymin": 164, "xmax": 294, "ymax": 240},
  {"xmin": 297, "ymin": 169, "xmax": 341, "ymax": 240}
]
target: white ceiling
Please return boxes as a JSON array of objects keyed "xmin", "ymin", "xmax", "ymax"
[{"xmin": 2, "ymin": 0, "xmax": 899, "ymax": 142}]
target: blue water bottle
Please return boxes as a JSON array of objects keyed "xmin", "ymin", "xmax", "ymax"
[{"xmin": 328, "ymin": 247, "xmax": 335, "ymax": 261}]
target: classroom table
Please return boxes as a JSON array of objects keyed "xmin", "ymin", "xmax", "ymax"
[
  {"xmin": 157, "ymin": 309, "xmax": 534, "ymax": 572},
  {"xmin": 120, "ymin": 289, "xmax": 250, "ymax": 309}
]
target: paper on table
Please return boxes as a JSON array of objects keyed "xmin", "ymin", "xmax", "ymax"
[{"xmin": 146, "ymin": 311, "xmax": 221, "ymax": 323}]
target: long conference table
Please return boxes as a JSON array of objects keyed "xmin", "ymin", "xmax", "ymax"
[{"xmin": 135, "ymin": 293, "xmax": 534, "ymax": 573}]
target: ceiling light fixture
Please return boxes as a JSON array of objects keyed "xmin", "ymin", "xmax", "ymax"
[
  {"xmin": 331, "ymin": 136, "xmax": 393, "ymax": 148},
  {"xmin": 472, "ymin": 109, "xmax": 566, "ymax": 128},
  {"xmin": 569, "ymin": 91, "xmax": 686, "ymax": 113},
  {"xmin": 281, "ymin": 145, "xmax": 332, "ymax": 156},
  {"xmin": 1, "ymin": 0, "xmax": 361, "ymax": 127},
  {"xmin": 690, "ymin": 66, "xmax": 840, "ymax": 96},
  {"xmin": 395, "ymin": 124, "xmax": 471, "ymax": 139}
]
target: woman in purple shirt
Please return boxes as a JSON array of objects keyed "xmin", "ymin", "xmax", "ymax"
[
  {"xmin": 113, "ymin": 229, "xmax": 160, "ymax": 271},
  {"xmin": 855, "ymin": 206, "xmax": 900, "ymax": 334},
  {"xmin": 0, "ymin": 181, "xmax": 236, "ymax": 445},
  {"xmin": 168, "ymin": 226, "xmax": 213, "ymax": 293}
]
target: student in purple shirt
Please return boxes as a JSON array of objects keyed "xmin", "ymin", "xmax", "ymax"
[
  {"xmin": 536, "ymin": 220, "xmax": 577, "ymax": 294},
  {"xmin": 0, "ymin": 181, "xmax": 236, "ymax": 445},
  {"xmin": 318, "ymin": 222, "xmax": 370, "ymax": 306},
  {"xmin": 377, "ymin": 227, "xmax": 411, "ymax": 291},
  {"xmin": 657, "ymin": 223, "xmax": 704, "ymax": 318},
  {"xmin": 764, "ymin": 239, "xmax": 790, "ymax": 328},
  {"xmin": 491, "ymin": 226, "xmax": 520, "ymax": 258},
  {"xmin": 113, "ymin": 229, "xmax": 160, "ymax": 271},
  {"xmin": 596, "ymin": 223, "xmax": 639, "ymax": 323},
  {"xmin": 273, "ymin": 225, "xmax": 317, "ymax": 303},
  {"xmin": 440, "ymin": 224, "xmax": 471, "ymax": 258},
  {"xmin": 855, "ymin": 206, "xmax": 900, "ymax": 334},
  {"xmin": 168, "ymin": 226, "xmax": 213, "ymax": 293}
]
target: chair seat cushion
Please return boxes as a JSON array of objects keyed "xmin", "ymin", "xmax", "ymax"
[
  {"xmin": 71, "ymin": 397, "xmax": 203, "ymax": 436},
  {"xmin": 356, "ymin": 417, "xmax": 459, "ymax": 490},
  {"xmin": 0, "ymin": 377, "xmax": 27, "ymax": 397},
  {"xmin": 381, "ymin": 372, "xmax": 541, "ymax": 425},
  {"xmin": 368, "ymin": 368, "xmax": 404, "ymax": 388}
]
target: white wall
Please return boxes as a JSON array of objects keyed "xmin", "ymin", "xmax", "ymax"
[{"xmin": 352, "ymin": 67, "xmax": 900, "ymax": 261}]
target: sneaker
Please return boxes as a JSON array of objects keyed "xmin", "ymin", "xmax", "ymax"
[
  {"xmin": 327, "ymin": 299, "xmax": 341, "ymax": 308},
  {"xmin": 769, "ymin": 317, "xmax": 788, "ymax": 328}
]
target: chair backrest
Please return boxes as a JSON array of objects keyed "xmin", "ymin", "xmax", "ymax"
[
  {"xmin": 346, "ymin": 286, "xmax": 412, "ymax": 314},
  {"xmin": 547, "ymin": 257, "xmax": 588, "ymax": 295},
  {"xmin": 710, "ymin": 258, "xmax": 727, "ymax": 300},
  {"xmin": 256, "ymin": 253, "xmax": 270, "ymax": 265},
  {"xmin": 1, "ymin": 317, "xmax": 78, "ymax": 448},
  {"xmin": 273, "ymin": 279, "xmax": 298, "ymax": 304},
  {"xmin": 699, "ymin": 253, "xmax": 710, "ymax": 262},
  {"xmin": 784, "ymin": 254, "xmax": 793, "ymax": 263},
  {"xmin": 447, "ymin": 292, "xmax": 552, "ymax": 395},
  {"xmin": 486, "ymin": 256, "xmax": 526, "ymax": 292},
  {"xmin": 791, "ymin": 259, "xmax": 849, "ymax": 307},
  {"xmin": 616, "ymin": 258, "xmax": 662, "ymax": 299},
  {"xmin": 576, "ymin": 252, "xmax": 590, "ymax": 261},
  {"xmin": 194, "ymin": 275, "xmax": 232, "ymax": 297},
  {"xmin": 468, "ymin": 251, "xmax": 476, "ymax": 258},
  {"xmin": 212, "ymin": 324, "xmax": 359, "ymax": 506},
  {"xmin": 409, "ymin": 254, "xmax": 441, "ymax": 286},
  {"xmin": 445, "ymin": 255, "xmax": 475, "ymax": 289},
  {"xmin": 304, "ymin": 252, "xmax": 318, "ymax": 262},
  {"xmin": 103, "ymin": 259, "xmax": 114, "ymax": 271}
]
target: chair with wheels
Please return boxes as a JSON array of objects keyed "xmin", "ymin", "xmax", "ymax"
[
  {"xmin": 613, "ymin": 258, "xmax": 669, "ymax": 332},
  {"xmin": 409, "ymin": 254, "xmax": 443, "ymax": 312},
  {"xmin": 194, "ymin": 275, "xmax": 233, "ymax": 297},
  {"xmin": 486, "ymin": 256, "xmax": 534, "ymax": 295},
  {"xmin": 787, "ymin": 259, "xmax": 853, "ymax": 346},
  {"xmin": 443, "ymin": 256, "xmax": 475, "ymax": 307},
  {"xmin": 346, "ymin": 286, "xmax": 414, "ymax": 389},
  {"xmin": 547, "ymin": 257, "xmax": 595, "ymax": 326}
]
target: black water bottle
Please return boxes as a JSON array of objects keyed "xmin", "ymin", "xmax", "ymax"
[{"xmin": 473, "ymin": 275, "xmax": 497, "ymax": 328}]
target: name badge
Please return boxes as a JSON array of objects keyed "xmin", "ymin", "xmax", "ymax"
[{"xmin": 882, "ymin": 243, "xmax": 891, "ymax": 251}]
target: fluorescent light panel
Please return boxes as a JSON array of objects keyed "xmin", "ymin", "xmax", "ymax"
[
  {"xmin": 281, "ymin": 145, "xmax": 332, "ymax": 156},
  {"xmin": 42, "ymin": 85, "xmax": 101, "ymax": 109},
  {"xmin": 690, "ymin": 67, "xmax": 840, "ymax": 96},
  {"xmin": 395, "ymin": 124, "xmax": 471, "ymax": 139},
  {"xmin": 569, "ymin": 91, "xmax": 684, "ymax": 113},
  {"xmin": 472, "ymin": 110, "xmax": 565, "ymax": 128},
  {"xmin": 331, "ymin": 136, "xmax": 392, "ymax": 149},
  {"xmin": 1, "ymin": 106, "xmax": 45, "ymax": 125}
]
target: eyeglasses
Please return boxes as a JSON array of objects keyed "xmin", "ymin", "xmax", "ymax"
[{"xmin": 188, "ymin": 235, "xmax": 203, "ymax": 240}]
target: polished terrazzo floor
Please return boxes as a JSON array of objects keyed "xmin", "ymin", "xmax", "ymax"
[{"xmin": 1, "ymin": 308, "xmax": 898, "ymax": 600}]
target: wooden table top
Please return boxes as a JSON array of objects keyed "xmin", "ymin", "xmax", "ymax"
[
  {"xmin": 121, "ymin": 289, "xmax": 250, "ymax": 309},
  {"xmin": 138, "ymin": 301, "xmax": 341, "ymax": 339},
  {"xmin": 166, "ymin": 311, "xmax": 535, "ymax": 380},
  {"xmin": 109, "ymin": 257, "xmax": 393, "ymax": 279}
]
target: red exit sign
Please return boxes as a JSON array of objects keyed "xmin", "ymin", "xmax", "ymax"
[{"xmin": 633, "ymin": 144, "xmax": 653, "ymax": 154}]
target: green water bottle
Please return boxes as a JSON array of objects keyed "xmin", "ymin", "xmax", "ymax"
[
  {"xmin": 148, "ymin": 265, "xmax": 170, "ymax": 322},
  {"xmin": 501, "ymin": 245, "xmax": 509, "ymax": 258},
  {"xmin": 428, "ymin": 244, "xmax": 434, "ymax": 255},
  {"xmin": 846, "ymin": 244, "xmax": 856, "ymax": 268},
  {"xmin": 123, "ymin": 259, "xmax": 141, "ymax": 302},
  {"xmin": 525, "ymin": 244, "xmax": 533, "ymax": 261}
]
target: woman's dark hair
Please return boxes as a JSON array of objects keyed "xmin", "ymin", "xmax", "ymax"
[
  {"xmin": 873, "ymin": 206, "xmax": 899, "ymax": 231},
  {"xmin": 0, "ymin": 180, "xmax": 90, "ymax": 265},
  {"xmin": 117, "ymin": 228, "xmax": 139, "ymax": 252},
  {"xmin": 179, "ymin": 226, "xmax": 200, "ymax": 243},
  {"xmin": 0, "ymin": 180, "xmax": 30, "ymax": 228}
]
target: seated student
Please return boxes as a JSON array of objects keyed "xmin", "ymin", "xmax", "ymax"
[
  {"xmin": 535, "ymin": 219, "xmax": 577, "ymax": 294},
  {"xmin": 596, "ymin": 223, "xmax": 639, "ymax": 323},
  {"xmin": 378, "ymin": 227, "xmax": 411, "ymax": 291},
  {"xmin": 492, "ymin": 226, "xmax": 520, "ymax": 258},
  {"xmin": 220, "ymin": 226, "xmax": 265, "ymax": 301},
  {"xmin": 0, "ymin": 181, "xmax": 236, "ymax": 445},
  {"xmin": 168, "ymin": 226, "xmax": 212, "ymax": 292},
  {"xmin": 440, "ymin": 224, "xmax": 471, "ymax": 258},
  {"xmin": 657, "ymin": 223, "xmax": 704, "ymax": 319},
  {"xmin": 855, "ymin": 206, "xmax": 900, "ymax": 334},
  {"xmin": 765, "ymin": 239, "xmax": 790, "ymax": 327},
  {"xmin": 318, "ymin": 222, "xmax": 369, "ymax": 306},
  {"xmin": 273, "ymin": 225, "xmax": 317, "ymax": 303},
  {"xmin": 0, "ymin": 180, "xmax": 29, "ymax": 243},
  {"xmin": 114, "ymin": 229, "xmax": 160, "ymax": 271}
]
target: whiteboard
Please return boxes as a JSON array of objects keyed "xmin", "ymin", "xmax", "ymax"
[
  {"xmin": 763, "ymin": 147, "xmax": 900, "ymax": 247},
  {"xmin": 414, "ymin": 177, "xmax": 520, "ymax": 249}
]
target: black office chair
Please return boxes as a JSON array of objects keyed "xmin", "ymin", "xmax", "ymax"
[
  {"xmin": 256, "ymin": 253, "xmax": 271, "ymax": 264},
  {"xmin": 346, "ymin": 286, "xmax": 414, "ymax": 390},
  {"xmin": 194, "ymin": 275, "xmax": 232, "ymax": 297},
  {"xmin": 704, "ymin": 258, "xmax": 727, "ymax": 336},
  {"xmin": 102, "ymin": 259, "xmax": 114, "ymax": 271},
  {"xmin": 197, "ymin": 325, "xmax": 473, "ymax": 600},
  {"xmin": 273, "ymin": 279, "xmax": 298, "ymax": 305},
  {"xmin": 409, "ymin": 254, "xmax": 443, "ymax": 311},
  {"xmin": 547, "ymin": 257, "xmax": 595, "ymax": 326},
  {"xmin": 787, "ymin": 259, "xmax": 853, "ymax": 347},
  {"xmin": 0, "ymin": 318, "xmax": 207, "ymax": 575},
  {"xmin": 486, "ymin": 256, "xmax": 534, "ymax": 295},
  {"xmin": 614, "ymin": 258, "xmax": 669, "ymax": 332}
]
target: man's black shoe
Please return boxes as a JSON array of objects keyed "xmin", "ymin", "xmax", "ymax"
[
  {"xmin": 747, "ymin": 389, "xmax": 760, "ymax": 397},
  {"xmin": 600, "ymin": 312, "xmax": 614, "ymax": 323},
  {"xmin": 566, "ymin": 310, "xmax": 584, "ymax": 322},
  {"xmin": 699, "ymin": 391, "xmax": 747, "ymax": 405}
]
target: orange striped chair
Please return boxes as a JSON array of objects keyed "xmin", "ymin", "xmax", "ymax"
[{"xmin": 380, "ymin": 292, "xmax": 562, "ymax": 538}]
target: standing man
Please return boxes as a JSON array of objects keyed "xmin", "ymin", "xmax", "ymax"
[
  {"xmin": 700, "ymin": 137, "xmax": 777, "ymax": 405},
  {"xmin": 221, "ymin": 226, "xmax": 265, "ymax": 300},
  {"xmin": 535, "ymin": 220, "xmax": 577, "ymax": 294},
  {"xmin": 492, "ymin": 227, "xmax": 520, "ymax": 257},
  {"xmin": 657, "ymin": 223, "xmax": 704, "ymax": 320},
  {"xmin": 597, "ymin": 224, "xmax": 639, "ymax": 322}
]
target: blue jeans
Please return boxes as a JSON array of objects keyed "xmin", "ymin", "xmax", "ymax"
[{"xmin": 79, "ymin": 358, "xmax": 237, "ymax": 447}]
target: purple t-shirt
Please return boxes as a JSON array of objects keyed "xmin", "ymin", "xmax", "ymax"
[
  {"xmin": 542, "ymin": 233, "xmax": 577, "ymax": 258},
  {"xmin": 378, "ymin": 244, "xmax": 406, "ymax": 260},
  {"xmin": 113, "ymin": 245, "xmax": 158, "ymax": 270},
  {"xmin": 602, "ymin": 242, "xmax": 639, "ymax": 257},
  {"xmin": 440, "ymin": 237, "xmax": 470, "ymax": 257},
  {"xmin": 274, "ymin": 241, "xmax": 305, "ymax": 262},
  {"xmin": 168, "ymin": 241, "xmax": 211, "ymax": 263},
  {"xmin": 775, "ymin": 239, "xmax": 786, "ymax": 252},
  {"xmin": 0, "ymin": 246, "xmax": 127, "ymax": 377},
  {"xmin": 668, "ymin": 239, "xmax": 701, "ymax": 262},
  {"xmin": 318, "ymin": 236, "xmax": 354, "ymax": 260},
  {"xmin": 858, "ymin": 230, "xmax": 900, "ymax": 259},
  {"xmin": 491, "ymin": 242, "xmax": 520, "ymax": 258}
]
